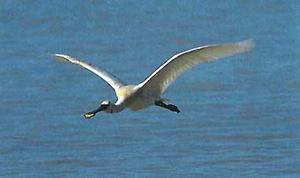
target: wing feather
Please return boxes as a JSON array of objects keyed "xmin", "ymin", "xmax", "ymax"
[
  {"xmin": 54, "ymin": 54, "xmax": 125, "ymax": 92},
  {"xmin": 138, "ymin": 40, "xmax": 254, "ymax": 97}
]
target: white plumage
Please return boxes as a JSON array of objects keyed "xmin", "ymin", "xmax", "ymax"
[{"xmin": 54, "ymin": 40, "xmax": 254, "ymax": 118}]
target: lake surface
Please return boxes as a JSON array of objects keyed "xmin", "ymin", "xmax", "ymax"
[{"xmin": 1, "ymin": 1, "xmax": 300, "ymax": 177}]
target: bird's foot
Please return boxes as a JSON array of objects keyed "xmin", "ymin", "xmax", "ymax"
[
  {"xmin": 155, "ymin": 100, "xmax": 180, "ymax": 113},
  {"xmin": 167, "ymin": 104, "xmax": 180, "ymax": 113}
]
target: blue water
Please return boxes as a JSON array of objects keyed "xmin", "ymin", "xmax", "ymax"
[{"xmin": 1, "ymin": 1, "xmax": 300, "ymax": 177}]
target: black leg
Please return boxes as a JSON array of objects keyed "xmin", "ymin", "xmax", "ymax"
[
  {"xmin": 155, "ymin": 100, "xmax": 180, "ymax": 113},
  {"xmin": 166, "ymin": 104, "xmax": 180, "ymax": 113}
]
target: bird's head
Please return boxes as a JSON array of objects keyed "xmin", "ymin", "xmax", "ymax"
[
  {"xmin": 99, "ymin": 100, "xmax": 113, "ymax": 112},
  {"xmin": 83, "ymin": 100, "xmax": 114, "ymax": 119}
]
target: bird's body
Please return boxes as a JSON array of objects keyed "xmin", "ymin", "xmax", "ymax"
[
  {"xmin": 54, "ymin": 40, "xmax": 254, "ymax": 118},
  {"xmin": 115, "ymin": 85, "xmax": 159, "ymax": 111},
  {"xmin": 115, "ymin": 85, "xmax": 148, "ymax": 111}
]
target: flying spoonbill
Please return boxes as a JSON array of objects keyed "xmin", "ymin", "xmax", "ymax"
[{"xmin": 54, "ymin": 40, "xmax": 253, "ymax": 119}]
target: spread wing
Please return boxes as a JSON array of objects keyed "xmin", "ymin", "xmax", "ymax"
[
  {"xmin": 138, "ymin": 40, "xmax": 254, "ymax": 97},
  {"xmin": 54, "ymin": 54, "xmax": 125, "ymax": 92}
]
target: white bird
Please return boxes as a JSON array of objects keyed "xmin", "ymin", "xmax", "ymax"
[{"xmin": 54, "ymin": 40, "xmax": 254, "ymax": 119}]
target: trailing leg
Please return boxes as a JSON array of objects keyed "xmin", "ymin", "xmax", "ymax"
[{"xmin": 154, "ymin": 100, "xmax": 180, "ymax": 113}]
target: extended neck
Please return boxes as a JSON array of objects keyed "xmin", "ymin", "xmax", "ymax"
[{"xmin": 112, "ymin": 99, "xmax": 127, "ymax": 113}]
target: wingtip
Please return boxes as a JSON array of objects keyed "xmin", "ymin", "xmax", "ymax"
[
  {"xmin": 52, "ymin": 53, "xmax": 62, "ymax": 57},
  {"xmin": 52, "ymin": 53, "xmax": 70, "ymax": 62},
  {"xmin": 237, "ymin": 39, "xmax": 255, "ymax": 52}
]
